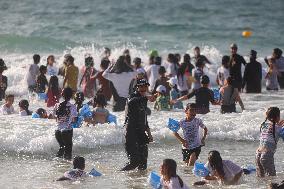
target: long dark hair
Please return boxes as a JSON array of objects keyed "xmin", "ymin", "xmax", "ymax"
[
  {"xmin": 261, "ymin": 107, "xmax": 280, "ymax": 143},
  {"xmin": 56, "ymin": 87, "xmax": 73, "ymax": 118},
  {"xmin": 93, "ymin": 93, "xmax": 107, "ymax": 108},
  {"xmin": 74, "ymin": 92, "xmax": 84, "ymax": 112},
  {"xmin": 208, "ymin": 151, "xmax": 225, "ymax": 180},
  {"xmin": 110, "ymin": 56, "xmax": 133, "ymax": 73},
  {"xmin": 19, "ymin": 99, "xmax": 32, "ymax": 115},
  {"xmin": 162, "ymin": 159, "xmax": 184, "ymax": 187},
  {"xmin": 48, "ymin": 76, "xmax": 60, "ymax": 96},
  {"xmin": 177, "ymin": 67, "xmax": 185, "ymax": 86}
]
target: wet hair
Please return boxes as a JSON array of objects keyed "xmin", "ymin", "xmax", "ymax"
[
  {"xmin": 183, "ymin": 54, "xmax": 191, "ymax": 63},
  {"xmin": 261, "ymin": 107, "xmax": 280, "ymax": 143},
  {"xmin": 154, "ymin": 56, "xmax": 162, "ymax": 66},
  {"xmin": 110, "ymin": 56, "xmax": 133, "ymax": 73},
  {"xmin": 177, "ymin": 67, "xmax": 185, "ymax": 86},
  {"xmin": 56, "ymin": 87, "xmax": 73, "ymax": 118},
  {"xmin": 101, "ymin": 58, "xmax": 110, "ymax": 70},
  {"xmin": 5, "ymin": 94, "xmax": 14, "ymax": 100},
  {"xmin": 36, "ymin": 108, "xmax": 46, "ymax": 118},
  {"xmin": 208, "ymin": 150, "xmax": 225, "ymax": 180},
  {"xmin": 39, "ymin": 65, "xmax": 47, "ymax": 74},
  {"xmin": 48, "ymin": 76, "xmax": 60, "ymax": 97},
  {"xmin": 93, "ymin": 93, "xmax": 107, "ymax": 108},
  {"xmin": 222, "ymin": 55, "xmax": 230, "ymax": 66},
  {"xmin": 19, "ymin": 99, "xmax": 32, "ymax": 115},
  {"xmin": 33, "ymin": 54, "xmax": 40, "ymax": 64},
  {"xmin": 162, "ymin": 159, "xmax": 184, "ymax": 188},
  {"xmin": 47, "ymin": 55, "xmax": 55, "ymax": 66},
  {"xmin": 73, "ymin": 156, "xmax": 85, "ymax": 170},
  {"xmin": 158, "ymin": 66, "xmax": 166, "ymax": 75},
  {"xmin": 185, "ymin": 103, "xmax": 197, "ymax": 111},
  {"xmin": 74, "ymin": 92, "xmax": 84, "ymax": 112}
]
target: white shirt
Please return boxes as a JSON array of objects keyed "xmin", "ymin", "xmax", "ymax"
[
  {"xmin": 191, "ymin": 68, "xmax": 203, "ymax": 90},
  {"xmin": 0, "ymin": 104, "xmax": 15, "ymax": 115},
  {"xmin": 26, "ymin": 64, "xmax": 40, "ymax": 86},
  {"xmin": 161, "ymin": 176, "xmax": 190, "ymax": 189},
  {"xmin": 166, "ymin": 63, "xmax": 177, "ymax": 77},
  {"xmin": 217, "ymin": 66, "xmax": 230, "ymax": 87},
  {"xmin": 47, "ymin": 65, "xmax": 59, "ymax": 76},
  {"xmin": 19, "ymin": 110, "xmax": 28, "ymax": 116},
  {"xmin": 102, "ymin": 67, "xmax": 136, "ymax": 98},
  {"xmin": 176, "ymin": 75, "xmax": 188, "ymax": 92},
  {"xmin": 145, "ymin": 64, "xmax": 160, "ymax": 92},
  {"xmin": 54, "ymin": 101, "xmax": 77, "ymax": 131}
]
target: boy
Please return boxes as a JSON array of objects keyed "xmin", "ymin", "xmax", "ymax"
[
  {"xmin": 152, "ymin": 66, "xmax": 171, "ymax": 95},
  {"xmin": 173, "ymin": 103, "xmax": 208, "ymax": 166},
  {"xmin": 57, "ymin": 156, "xmax": 88, "ymax": 181},
  {"xmin": 191, "ymin": 60, "xmax": 204, "ymax": 90},
  {"xmin": 0, "ymin": 94, "xmax": 15, "ymax": 115},
  {"xmin": 63, "ymin": 55, "xmax": 79, "ymax": 92},
  {"xmin": 216, "ymin": 55, "xmax": 230, "ymax": 88},
  {"xmin": 26, "ymin": 54, "xmax": 40, "ymax": 93},
  {"xmin": 36, "ymin": 65, "xmax": 48, "ymax": 93},
  {"xmin": 0, "ymin": 59, "xmax": 8, "ymax": 101}
]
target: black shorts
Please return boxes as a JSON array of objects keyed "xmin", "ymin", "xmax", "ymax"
[{"xmin": 182, "ymin": 146, "xmax": 202, "ymax": 161}]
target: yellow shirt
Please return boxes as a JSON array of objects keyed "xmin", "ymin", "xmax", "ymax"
[{"xmin": 64, "ymin": 65, "xmax": 79, "ymax": 91}]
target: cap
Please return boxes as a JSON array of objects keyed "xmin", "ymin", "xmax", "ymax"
[
  {"xmin": 230, "ymin": 43, "xmax": 238, "ymax": 49},
  {"xmin": 201, "ymin": 75, "xmax": 210, "ymax": 85},
  {"xmin": 136, "ymin": 78, "xmax": 150, "ymax": 87},
  {"xmin": 133, "ymin": 57, "xmax": 142, "ymax": 64},
  {"xmin": 250, "ymin": 50, "xmax": 257, "ymax": 57},
  {"xmin": 167, "ymin": 77, "xmax": 178, "ymax": 86},
  {"xmin": 136, "ymin": 68, "xmax": 145, "ymax": 75},
  {"xmin": 0, "ymin": 59, "xmax": 7, "ymax": 70},
  {"xmin": 156, "ymin": 85, "xmax": 166, "ymax": 93}
]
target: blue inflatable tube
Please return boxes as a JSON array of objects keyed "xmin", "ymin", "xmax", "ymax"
[
  {"xmin": 71, "ymin": 116, "xmax": 84, "ymax": 128},
  {"xmin": 79, "ymin": 104, "xmax": 93, "ymax": 118},
  {"xmin": 148, "ymin": 171, "xmax": 162, "ymax": 189},
  {"xmin": 89, "ymin": 168, "xmax": 102, "ymax": 177},
  {"xmin": 168, "ymin": 118, "xmax": 180, "ymax": 132},
  {"xmin": 107, "ymin": 114, "xmax": 117, "ymax": 125},
  {"xmin": 192, "ymin": 162, "xmax": 209, "ymax": 177},
  {"xmin": 212, "ymin": 88, "xmax": 220, "ymax": 101},
  {"xmin": 38, "ymin": 93, "xmax": 47, "ymax": 100},
  {"xmin": 242, "ymin": 165, "xmax": 256, "ymax": 175},
  {"xmin": 279, "ymin": 128, "xmax": 284, "ymax": 141},
  {"xmin": 31, "ymin": 113, "xmax": 40, "ymax": 118}
]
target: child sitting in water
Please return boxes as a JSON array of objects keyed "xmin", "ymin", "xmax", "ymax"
[
  {"xmin": 91, "ymin": 93, "xmax": 109, "ymax": 124},
  {"xmin": 154, "ymin": 85, "xmax": 170, "ymax": 111},
  {"xmin": 35, "ymin": 108, "xmax": 49, "ymax": 118},
  {"xmin": 173, "ymin": 103, "xmax": 207, "ymax": 166},
  {"xmin": 160, "ymin": 159, "xmax": 189, "ymax": 189},
  {"xmin": 36, "ymin": 65, "xmax": 48, "ymax": 93},
  {"xmin": 46, "ymin": 75, "xmax": 61, "ymax": 108},
  {"xmin": 256, "ymin": 107, "xmax": 284, "ymax": 177},
  {"xmin": 167, "ymin": 77, "xmax": 183, "ymax": 109},
  {"xmin": 0, "ymin": 94, "xmax": 15, "ymax": 115},
  {"xmin": 57, "ymin": 156, "xmax": 88, "ymax": 181},
  {"xmin": 195, "ymin": 150, "xmax": 243, "ymax": 185},
  {"xmin": 19, "ymin": 99, "xmax": 32, "ymax": 116}
]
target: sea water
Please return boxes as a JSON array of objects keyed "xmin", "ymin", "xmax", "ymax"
[{"xmin": 0, "ymin": 0, "xmax": 284, "ymax": 188}]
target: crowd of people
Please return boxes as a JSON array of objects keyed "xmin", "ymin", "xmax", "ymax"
[{"xmin": 0, "ymin": 44, "xmax": 284, "ymax": 188}]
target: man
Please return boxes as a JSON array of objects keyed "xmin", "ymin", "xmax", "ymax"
[
  {"xmin": 63, "ymin": 55, "xmax": 79, "ymax": 92},
  {"xmin": 228, "ymin": 43, "xmax": 246, "ymax": 91},
  {"xmin": 172, "ymin": 75, "xmax": 218, "ymax": 114},
  {"xmin": 242, "ymin": 50, "xmax": 262, "ymax": 93},
  {"xmin": 194, "ymin": 46, "xmax": 211, "ymax": 67},
  {"xmin": 121, "ymin": 78, "xmax": 155, "ymax": 171}
]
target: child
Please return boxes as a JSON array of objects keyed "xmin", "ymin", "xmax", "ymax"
[
  {"xmin": 128, "ymin": 68, "xmax": 146, "ymax": 95},
  {"xmin": 54, "ymin": 87, "xmax": 77, "ymax": 160},
  {"xmin": 57, "ymin": 156, "xmax": 88, "ymax": 181},
  {"xmin": 46, "ymin": 76, "xmax": 61, "ymax": 108},
  {"xmin": 265, "ymin": 58, "xmax": 279, "ymax": 91},
  {"xmin": 216, "ymin": 55, "xmax": 230, "ymax": 88},
  {"xmin": 167, "ymin": 77, "xmax": 183, "ymax": 109},
  {"xmin": 36, "ymin": 65, "xmax": 48, "ymax": 93},
  {"xmin": 256, "ymin": 107, "xmax": 284, "ymax": 177},
  {"xmin": 160, "ymin": 159, "xmax": 189, "ymax": 189},
  {"xmin": 0, "ymin": 94, "xmax": 15, "ymax": 115},
  {"xmin": 191, "ymin": 60, "xmax": 204, "ymax": 90},
  {"xmin": 80, "ymin": 55, "xmax": 97, "ymax": 98},
  {"xmin": 35, "ymin": 108, "xmax": 48, "ymax": 118},
  {"xmin": 154, "ymin": 85, "xmax": 170, "ymax": 111},
  {"xmin": 0, "ymin": 59, "xmax": 8, "ymax": 101},
  {"xmin": 173, "ymin": 103, "xmax": 207, "ymax": 166},
  {"xmin": 19, "ymin": 99, "xmax": 32, "ymax": 116},
  {"xmin": 46, "ymin": 55, "xmax": 58, "ymax": 76},
  {"xmin": 74, "ymin": 92, "xmax": 85, "ymax": 113},
  {"xmin": 202, "ymin": 150, "xmax": 243, "ymax": 185},
  {"xmin": 26, "ymin": 54, "xmax": 40, "ymax": 93},
  {"xmin": 176, "ymin": 67, "xmax": 189, "ymax": 96},
  {"xmin": 91, "ymin": 93, "xmax": 109, "ymax": 124},
  {"xmin": 152, "ymin": 66, "xmax": 171, "ymax": 95}
]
